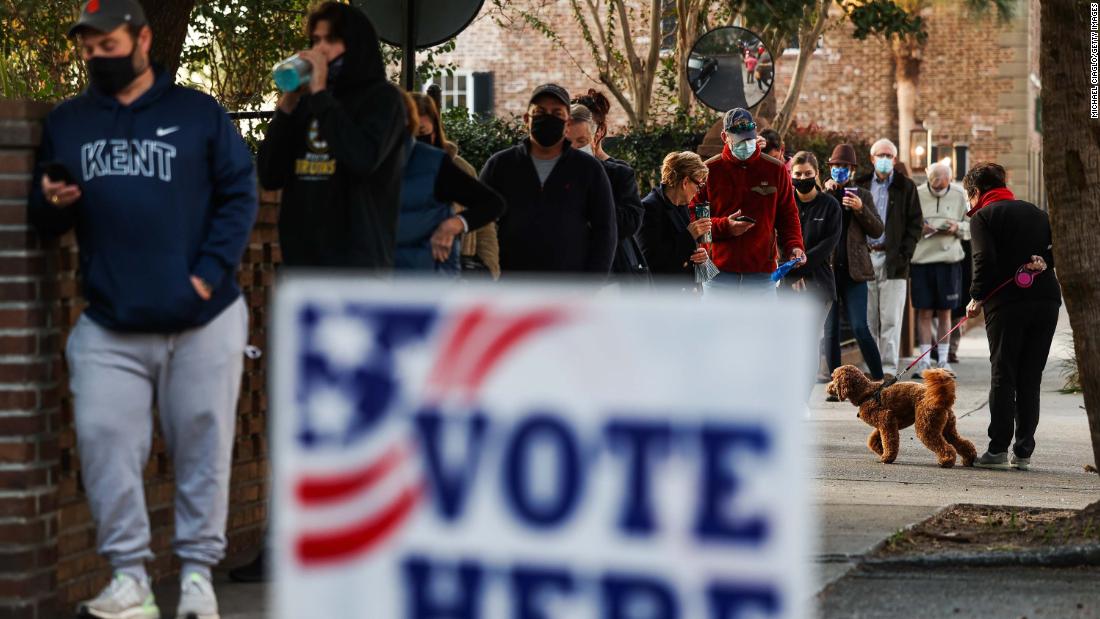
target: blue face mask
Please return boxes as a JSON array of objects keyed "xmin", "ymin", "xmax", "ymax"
[
  {"xmin": 830, "ymin": 167, "xmax": 851, "ymax": 184},
  {"xmin": 731, "ymin": 139, "xmax": 756, "ymax": 161},
  {"xmin": 874, "ymin": 157, "xmax": 893, "ymax": 175}
]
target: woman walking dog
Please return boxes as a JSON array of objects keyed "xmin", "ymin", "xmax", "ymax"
[{"xmin": 963, "ymin": 163, "xmax": 1061, "ymax": 471}]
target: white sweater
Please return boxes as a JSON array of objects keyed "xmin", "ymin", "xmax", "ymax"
[{"xmin": 912, "ymin": 181, "xmax": 970, "ymax": 264}]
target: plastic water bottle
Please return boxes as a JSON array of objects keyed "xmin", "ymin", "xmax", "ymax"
[
  {"xmin": 273, "ymin": 55, "xmax": 311, "ymax": 92},
  {"xmin": 693, "ymin": 202, "xmax": 712, "ymax": 243}
]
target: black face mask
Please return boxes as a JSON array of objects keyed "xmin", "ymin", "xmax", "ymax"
[
  {"xmin": 87, "ymin": 50, "xmax": 142, "ymax": 96},
  {"xmin": 326, "ymin": 56, "xmax": 345, "ymax": 89},
  {"xmin": 416, "ymin": 134, "xmax": 434, "ymax": 145},
  {"xmin": 793, "ymin": 177, "xmax": 818, "ymax": 194},
  {"xmin": 530, "ymin": 114, "xmax": 565, "ymax": 148}
]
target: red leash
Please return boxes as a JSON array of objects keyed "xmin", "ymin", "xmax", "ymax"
[{"xmin": 896, "ymin": 275, "xmax": 1019, "ymax": 379}]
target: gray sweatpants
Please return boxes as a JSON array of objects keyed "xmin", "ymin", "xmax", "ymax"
[{"xmin": 66, "ymin": 297, "xmax": 248, "ymax": 569}]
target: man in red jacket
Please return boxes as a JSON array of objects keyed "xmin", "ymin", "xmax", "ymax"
[{"xmin": 692, "ymin": 108, "xmax": 805, "ymax": 295}]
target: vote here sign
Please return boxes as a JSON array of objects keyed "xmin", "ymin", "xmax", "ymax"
[{"xmin": 271, "ymin": 279, "xmax": 818, "ymax": 619}]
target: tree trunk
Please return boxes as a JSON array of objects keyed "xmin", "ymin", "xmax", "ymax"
[
  {"xmin": 675, "ymin": 0, "xmax": 701, "ymax": 110},
  {"xmin": 1040, "ymin": 0, "xmax": 1100, "ymax": 476},
  {"xmin": 772, "ymin": 0, "xmax": 828, "ymax": 138},
  {"xmin": 139, "ymin": 0, "xmax": 197, "ymax": 77},
  {"xmin": 891, "ymin": 36, "xmax": 922, "ymax": 167}
]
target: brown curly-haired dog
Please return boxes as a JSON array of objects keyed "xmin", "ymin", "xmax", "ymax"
[{"xmin": 826, "ymin": 365, "xmax": 977, "ymax": 468}]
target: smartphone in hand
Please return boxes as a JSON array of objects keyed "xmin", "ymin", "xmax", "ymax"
[
  {"xmin": 43, "ymin": 162, "xmax": 78, "ymax": 186},
  {"xmin": 734, "ymin": 215, "xmax": 756, "ymax": 224}
]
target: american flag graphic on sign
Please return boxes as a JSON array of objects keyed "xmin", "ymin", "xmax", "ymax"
[{"xmin": 288, "ymin": 300, "xmax": 566, "ymax": 567}]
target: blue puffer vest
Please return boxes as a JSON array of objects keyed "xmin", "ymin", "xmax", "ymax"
[{"xmin": 396, "ymin": 140, "xmax": 459, "ymax": 276}]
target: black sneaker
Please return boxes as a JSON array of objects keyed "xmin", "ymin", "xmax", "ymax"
[{"xmin": 948, "ymin": 352, "xmax": 960, "ymax": 364}]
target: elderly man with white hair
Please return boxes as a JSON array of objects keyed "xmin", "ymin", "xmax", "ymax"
[
  {"xmin": 856, "ymin": 138, "xmax": 923, "ymax": 377},
  {"xmin": 910, "ymin": 161, "xmax": 971, "ymax": 374}
]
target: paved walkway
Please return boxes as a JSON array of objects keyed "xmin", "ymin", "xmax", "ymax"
[{"xmin": 811, "ymin": 306, "xmax": 1099, "ymax": 616}]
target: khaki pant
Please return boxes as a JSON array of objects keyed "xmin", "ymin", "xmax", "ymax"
[{"xmin": 867, "ymin": 250, "xmax": 908, "ymax": 375}]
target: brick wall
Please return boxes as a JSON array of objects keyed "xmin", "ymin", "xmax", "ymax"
[{"xmin": 0, "ymin": 101, "xmax": 276, "ymax": 617}]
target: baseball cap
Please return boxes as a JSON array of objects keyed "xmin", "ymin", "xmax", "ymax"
[
  {"xmin": 68, "ymin": 0, "xmax": 148, "ymax": 38},
  {"xmin": 529, "ymin": 84, "xmax": 571, "ymax": 108},
  {"xmin": 723, "ymin": 108, "xmax": 757, "ymax": 143}
]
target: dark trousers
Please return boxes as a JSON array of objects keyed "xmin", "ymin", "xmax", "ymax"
[
  {"xmin": 824, "ymin": 268, "xmax": 884, "ymax": 379},
  {"xmin": 985, "ymin": 300, "xmax": 1059, "ymax": 458}
]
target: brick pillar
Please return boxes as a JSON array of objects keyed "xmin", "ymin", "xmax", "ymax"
[{"xmin": 0, "ymin": 101, "xmax": 61, "ymax": 619}]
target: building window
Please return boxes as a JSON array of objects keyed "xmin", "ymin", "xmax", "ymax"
[
  {"xmin": 425, "ymin": 70, "xmax": 474, "ymax": 111},
  {"xmin": 423, "ymin": 71, "xmax": 495, "ymax": 116}
]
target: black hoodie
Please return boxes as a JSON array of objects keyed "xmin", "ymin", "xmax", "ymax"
[{"xmin": 257, "ymin": 5, "xmax": 408, "ymax": 269}]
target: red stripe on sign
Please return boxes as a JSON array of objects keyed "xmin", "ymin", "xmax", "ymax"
[
  {"xmin": 295, "ymin": 483, "xmax": 422, "ymax": 565},
  {"xmin": 462, "ymin": 310, "xmax": 565, "ymax": 391},
  {"xmin": 427, "ymin": 306, "xmax": 488, "ymax": 390},
  {"xmin": 296, "ymin": 442, "xmax": 408, "ymax": 505}
]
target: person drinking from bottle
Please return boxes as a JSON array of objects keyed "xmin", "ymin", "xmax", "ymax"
[
  {"xmin": 964, "ymin": 163, "xmax": 1061, "ymax": 471},
  {"xmin": 689, "ymin": 108, "xmax": 804, "ymax": 296},
  {"xmin": 258, "ymin": 2, "xmax": 407, "ymax": 269},
  {"xmin": 240, "ymin": 2, "xmax": 407, "ymax": 585}
]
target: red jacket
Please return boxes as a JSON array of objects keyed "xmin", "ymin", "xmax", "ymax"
[{"xmin": 691, "ymin": 144, "xmax": 804, "ymax": 274}]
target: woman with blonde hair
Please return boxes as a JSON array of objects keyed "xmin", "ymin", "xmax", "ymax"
[{"xmin": 638, "ymin": 151, "xmax": 713, "ymax": 292}]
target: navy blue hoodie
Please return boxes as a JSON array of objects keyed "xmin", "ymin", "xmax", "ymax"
[{"xmin": 30, "ymin": 70, "xmax": 258, "ymax": 333}]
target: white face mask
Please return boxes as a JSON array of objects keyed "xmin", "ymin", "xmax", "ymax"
[
  {"xmin": 929, "ymin": 181, "xmax": 949, "ymax": 197},
  {"xmin": 576, "ymin": 144, "xmax": 594, "ymax": 156}
]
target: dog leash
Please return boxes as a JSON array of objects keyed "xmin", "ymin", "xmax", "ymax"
[{"xmin": 870, "ymin": 262, "xmax": 1045, "ymax": 401}]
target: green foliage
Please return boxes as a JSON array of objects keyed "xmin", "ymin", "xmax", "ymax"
[
  {"xmin": 440, "ymin": 107, "xmax": 528, "ymax": 174},
  {"xmin": 0, "ymin": 0, "xmax": 83, "ymax": 100},
  {"xmin": 179, "ymin": 0, "xmax": 309, "ymax": 111},
  {"xmin": 845, "ymin": 0, "xmax": 926, "ymax": 43},
  {"xmin": 784, "ymin": 121, "xmax": 876, "ymax": 180},
  {"xmin": 604, "ymin": 109, "xmax": 717, "ymax": 194},
  {"xmin": 380, "ymin": 38, "xmax": 458, "ymax": 87}
]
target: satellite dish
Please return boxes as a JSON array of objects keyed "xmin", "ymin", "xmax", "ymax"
[{"xmin": 352, "ymin": 0, "xmax": 485, "ymax": 49}]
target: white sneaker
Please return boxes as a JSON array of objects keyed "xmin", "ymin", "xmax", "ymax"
[
  {"xmin": 77, "ymin": 573, "xmax": 159, "ymax": 619},
  {"xmin": 914, "ymin": 358, "xmax": 933, "ymax": 378},
  {"xmin": 937, "ymin": 361, "xmax": 955, "ymax": 374},
  {"xmin": 176, "ymin": 573, "xmax": 220, "ymax": 619}
]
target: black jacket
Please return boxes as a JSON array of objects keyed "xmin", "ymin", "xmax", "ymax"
[
  {"xmin": 603, "ymin": 157, "xmax": 650, "ymax": 282},
  {"xmin": 856, "ymin": 171, "xmax": 922, "ymax": 279},
  {"xmin": 257, "ymin": 5, "xmax": 407, "ymax": 269},
  {"xmin": 639, "ymin": 186, "xmax": 698, "ymax": 286},
  {"xmin": 970, "ymin": 199, "xmax": 1061, "ymax": 315},
  {"xmin": 789, "ymin": 191, "xmax": 843, "ymax": 302},
  {"xmin": 480, "ymin": 139, "xmax": 617, "ymax": 274}
]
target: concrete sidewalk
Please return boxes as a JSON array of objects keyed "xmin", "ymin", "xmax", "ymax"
[{"xmin": 810, "ymin": 306, "xmax": 1099, "ymax": 614}]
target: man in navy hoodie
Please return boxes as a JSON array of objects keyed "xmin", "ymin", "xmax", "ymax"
[{"xmin": 29, "ymin": 1, "xmax": 258, "ymax": 617}]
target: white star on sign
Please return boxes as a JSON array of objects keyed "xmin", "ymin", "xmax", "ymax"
[
  {"xmin": 313, "ymin": 313, "xmax": 375, "ymax": 369},
  {"xmin": 307, "ymin": 386, "xmax": 355, "ymax": 436}
]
